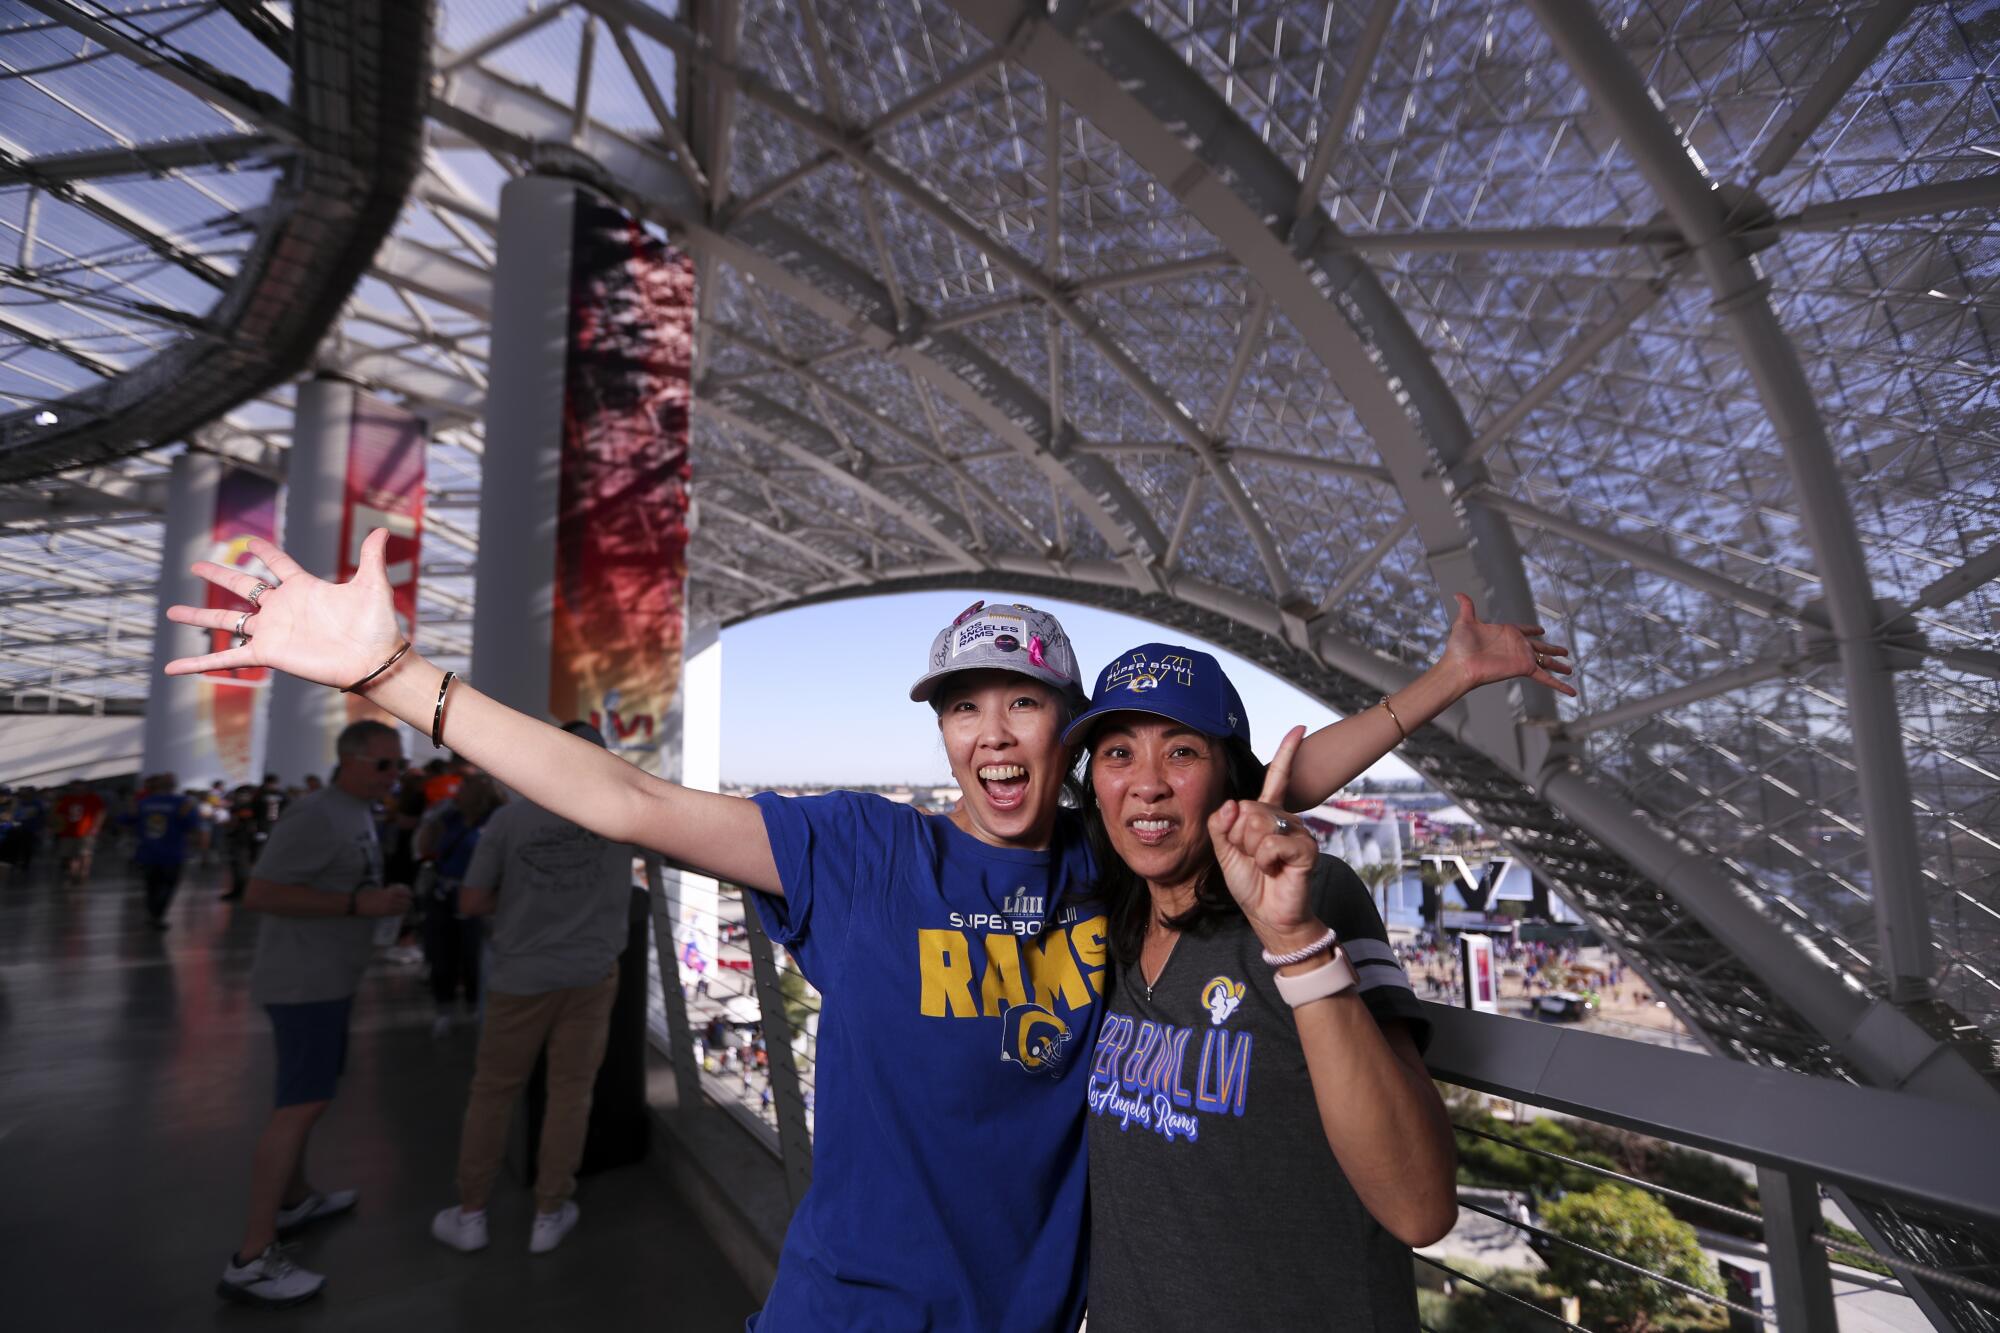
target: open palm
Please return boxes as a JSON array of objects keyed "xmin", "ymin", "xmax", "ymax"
[
  {"xmin": 1443, "ymin": 591, "xmax": 1576, "ymax": 697},
  {"xmin": 163, "ymin": 530, "xmax": 404, "ymax": 687}
]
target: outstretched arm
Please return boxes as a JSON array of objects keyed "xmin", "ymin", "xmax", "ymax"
[
  {"xmin": 1282, "ymin": 592, "xmax": 1575, "ymax": 811},
  {"xmin": 164, "ymin": 531, "xmax": 782, "ymax": 895}
]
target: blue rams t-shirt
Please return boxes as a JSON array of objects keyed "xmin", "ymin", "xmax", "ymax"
[
  {"xmin": 134, "ymin": 792, "xmax": 199, "ymax": 867},
  {"xmin": 748, "ymin": 792, "xmax": 1105, "ymax": 1332}
]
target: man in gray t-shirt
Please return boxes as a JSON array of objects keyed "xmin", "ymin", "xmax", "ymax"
[
  {"xmin": 219, "ymin": 720, "xmax": 412, "ymax": 1310},
  {"xmin": 432, "ymin": 721, "xmax": 636, "ymax": 1258}
]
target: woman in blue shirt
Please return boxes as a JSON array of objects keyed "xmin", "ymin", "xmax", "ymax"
[{"xmin": 164, "ymin": 532, "xmax": 1570, "ymax": 1328}]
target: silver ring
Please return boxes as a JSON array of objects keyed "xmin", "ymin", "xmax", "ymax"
[
  {"xmin": 1272, "ymin": 817, "xmax": 1294, "ymax": 835},
  {"xmin": 1535, "ymin": 653, "xmax": 1545, "ymax": 667},
  {"xmin": 248, "ymin": 581, "xmax": 271, "ymax": 607},
  {"xmin": 233, "ymin": 609, "xmax": 253, "ymax": 643}
]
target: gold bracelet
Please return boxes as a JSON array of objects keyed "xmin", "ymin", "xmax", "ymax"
[
  {"xmin": 340, "ymin": 641, "xmax": 411, "ymax": 694},
  {"xmin": 1379, "ymin": 695, "xmax": 1407, "ymax": 743}
]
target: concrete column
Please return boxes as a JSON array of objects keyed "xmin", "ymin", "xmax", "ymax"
[
  {"xmin": 669, "ymin": 616, "xmax": 721, "ymax": 983},
  {"xmin": 142, "ymin": 452, "xmax": 224, "ymax": 784},
  {"xmin": 469, "ymin": 172, "xmax": 576, "ymax": 718},
  {"xmin": 265, "ymin": 376, "xmax": 354, "ymax": 785},
  {"xmin": 474, "ymin": 172, "xmax": 712, "ymax": 1058}
]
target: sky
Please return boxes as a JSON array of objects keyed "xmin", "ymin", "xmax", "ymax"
[{"xmin": 716, "ymin": 590, "xmax": 1424, "ymax": 789}]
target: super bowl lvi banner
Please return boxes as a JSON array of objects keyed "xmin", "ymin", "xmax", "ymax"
[
  {"xmin": 200, "ymin": 467, "xmax": 279, "ymax": 782},
  {"xmin": 550, "ymin": 195, "xmax": 694, "ymax": 761},
  {"xmin": 337, "ymin": 392, "xmax": 425, "ymax": 724}
]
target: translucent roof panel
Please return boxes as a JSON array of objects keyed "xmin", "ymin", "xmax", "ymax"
[{"xmin": 1, "ymin": 1, "xmax": 1996, "ymax": 1115}]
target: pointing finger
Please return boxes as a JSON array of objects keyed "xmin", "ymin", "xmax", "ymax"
[{"xmin": 1258, "ymin": 724, "xmax": 1306, "ymax": 806}]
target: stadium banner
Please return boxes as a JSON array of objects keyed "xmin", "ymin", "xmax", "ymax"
[
  {"xmin": 199, "ymin": 466, "xmax": 280, "ymax": 783},
  {"xmin": 336, "ymin": 391, "xmax": 427, "ymax": 724},
  {"xmin": 1459, "ymin": 932, "xmax": 1499, "ymax": 1014},
  {"xmin": 549, "ymin": 193, "xmax": 695, "ymax": 766}
]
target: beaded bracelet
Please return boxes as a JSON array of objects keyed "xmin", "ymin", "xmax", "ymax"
[{"xmin": 1260, "ymin": 927, "xmax": 1339, "ymax": 968}]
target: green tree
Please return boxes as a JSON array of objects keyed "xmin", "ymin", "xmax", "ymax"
[
  {"xmin": 1356, "ymin": 858, "xmax": 1402, "ymax": 916},
  {"xmin": 1541, "ymin": 1185, "xmax": 1723, "ymax": 1331},
  {"xmin": 778, "ymin": 964, "xmax": 817, "ymax": 1035}
]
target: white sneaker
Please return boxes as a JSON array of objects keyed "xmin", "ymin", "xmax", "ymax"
[
  {"xmin": 528, "ymin": 1200, "xmax": 579, "ymax": 1254},
  {"xmin": 217, "ymin": 1244, "xmax": 325, "ymax": 1308},
  {"xmin": 275, "ymin": 1187, "xmax": 357, "ymax": 1236},
  {"xmin": 431, "ymin": 1205, "xmax": 489, "ymax": 1253}
]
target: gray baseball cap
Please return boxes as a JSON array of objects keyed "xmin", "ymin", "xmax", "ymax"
[{"xmin": 909, "ymin": 600, "xmax": 1086, "ymax": 705}]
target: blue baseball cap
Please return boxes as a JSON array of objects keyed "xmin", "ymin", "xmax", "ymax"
[{"xmin": 1062, "ymin": 643, "xmax": 1251, "ymax": 749}]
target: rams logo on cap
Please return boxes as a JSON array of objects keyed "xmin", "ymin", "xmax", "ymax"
[
  {"xmin": 1125, "ymin": 673, "xmax": 1158, "ymax": 693},
  {"xmin": 999, "ymin": 1001, "xmax": 1072, "ymax": 1076},
  {"xmin": 1201, "ymin": 975, "xmax": 1245, "ymax": 1026}
]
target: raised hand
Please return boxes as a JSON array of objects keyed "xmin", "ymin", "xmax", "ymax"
[
  {"xmin": 1442, "ymin": 591, "xmax": 1576, "ymax": 698},
  {"xmin": 162, "ymin": 529, "xmax": 404, "ymax": 688},
  {"xmin": 1207, "ymin": 725, "xmax": 1325, "ymax": 953}
]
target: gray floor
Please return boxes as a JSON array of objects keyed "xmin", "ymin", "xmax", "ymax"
[{"xmin": 0, "ymin": 851, "xmax": 757, "ymax": 1331}]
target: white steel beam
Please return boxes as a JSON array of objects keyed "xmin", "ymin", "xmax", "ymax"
[
  {"xmin": 1524, "ymin": 0, "xmax": 1937, "ymax": 1003},
  {"xmin": 972, "ymin": 1, "xmax": 1554, "ymax": 773},
  {"xmin": 0, "ymin": 132, "xmax": 278, "ymax": 186},
  {"xmin": 1562, "ymin": 654, "xmax": 1818, "ymax": 739},
  {"xmin": 1475, "ymin": 487, "xmax": 1795, "ymax": 621},
  {"xmin": 428, "ymin": 60, "xmax": 1168, "ymax": 585},
  {"xmin": 1747, "ymin": 0, "xmax": 1921, "ymax": 182},
  {"xmin": 699, "ymin": 392, "xmax": 979, "ymax": 570},
  {"xmin": 579, "ymin": 0, "xmax": 1290, "ymax": 597}
]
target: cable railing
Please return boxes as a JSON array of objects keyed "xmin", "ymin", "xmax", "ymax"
[{"xmin": 634, "ymin": 860, "xmax": 2000, "ymax": 1333}]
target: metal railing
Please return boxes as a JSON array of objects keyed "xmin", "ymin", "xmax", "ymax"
[{"xmin": 637, "ymin": 859, "xmax": 2000, "ymax": 1333}]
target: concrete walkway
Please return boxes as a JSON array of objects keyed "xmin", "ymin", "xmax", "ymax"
[{"xmin": 0, "ymin": 857, "xmax": 757, "ymax": 1329}]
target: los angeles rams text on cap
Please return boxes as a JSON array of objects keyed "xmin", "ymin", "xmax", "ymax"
[{"xmin": 950, "ymin": 612, "xmax": 1027, "ymax": 658}]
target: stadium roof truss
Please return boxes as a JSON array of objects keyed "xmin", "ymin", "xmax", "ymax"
[{"xmin": 3, "ymin": 4, "xmax": 2000, "ymax": 1286}]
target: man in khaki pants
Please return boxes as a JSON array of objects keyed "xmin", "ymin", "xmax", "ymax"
[{"xmin": 430, "ymin": 722, "xmax": 636, "ymax": 1256}]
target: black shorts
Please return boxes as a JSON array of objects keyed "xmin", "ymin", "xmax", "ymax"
[{"xmin": 266, "ymin": 997, "xmax": 354, "ymax": 1107}]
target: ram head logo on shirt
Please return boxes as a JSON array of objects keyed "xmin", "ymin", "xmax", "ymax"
[
  {"xmin": 1201, "ymin": 976, "xmax": 1245, "ymax": 1026},
  {"xmin": 998, "ymin": 1001, "xmax": 1072, "ymax": 1077}
]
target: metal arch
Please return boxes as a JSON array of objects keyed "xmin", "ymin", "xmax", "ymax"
[
  {"xmin": 957, "ymin": 2, "xmax": 1556, "ymax": 781},
  {"xmin": 710, "ymin": 323, "xmax": 1051, "ymax": 554},
  {"xmin": 427, "ymin": 61, "xmax": 1167, "ymax": 584},
  {"xmin": 570, "ymin": 0, "xmax": 1264, "ymax": 592},
  {"xmin": 702, "ymin": 563, "xmax": 2000, "ymax": 1111},
  {"xmin": 0, "ymin": 0, "xmax": 434, "ymax": 482},
  {"xmin": 699, "ymin": 390, "xmax": 980, "ymax": 570},
  {"xmin": 1521, "ymin": 0, "xmax": 1937, "ymax": 1005}
]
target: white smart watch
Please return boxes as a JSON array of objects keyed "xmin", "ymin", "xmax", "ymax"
[{"xmin": 1273, "ymin": 948, "xmax": 1360, "ymax": 1008}]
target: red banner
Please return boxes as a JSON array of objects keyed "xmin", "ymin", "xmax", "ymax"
[
  {"xmin": 551, "ymin": 196, "xmax": 694, "ymax": 759},
  {"xmin": 200, "ymin": 467, "xmax": 279, "ymax": 780},
  {"xmin": 336, "ymin": 392, "xmax": 426, "ymax": 723}
]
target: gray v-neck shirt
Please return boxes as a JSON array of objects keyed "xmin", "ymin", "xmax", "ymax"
[{"xmin": 1085, "ymin": 857, "xmax": 1430, "ymax": 1331}]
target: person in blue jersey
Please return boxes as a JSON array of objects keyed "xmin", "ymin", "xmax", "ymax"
[
  {"xmin": 160, "ymin": 530, "xmax": 1572, "ymax": 1329},
  {"xmin": 1070, "ymin": 633, "xmax": 1574, "ymax": 1331},
  {"xmin": 135, "ymin": 772, "xmax": 203, "ymax": 929}
]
